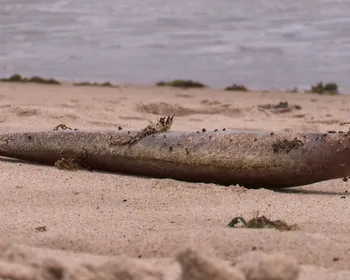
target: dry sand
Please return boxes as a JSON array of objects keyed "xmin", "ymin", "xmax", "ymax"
[{"xmin": 1, "ymin": 82, "xmax": 350, "ymax": 279}]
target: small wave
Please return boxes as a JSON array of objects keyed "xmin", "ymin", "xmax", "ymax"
[
  {"xmin": 137, "ymin": 42, "xmax": 168, "ymax": 49},
  {"xmin": 30, "ymin": 0, "xmax": 72, "ymax": 14},
  {"xmin": 238, "ymin": 45, "xmax": 284, "ymax": 55},
  {"xmin": 154, "ymin": 17, "xmax": 197, "ymax": 28}
]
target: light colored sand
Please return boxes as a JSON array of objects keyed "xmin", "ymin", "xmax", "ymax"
[{"xmin": 1, "ymin": 82, "xmax": 350, "ymax": 279}]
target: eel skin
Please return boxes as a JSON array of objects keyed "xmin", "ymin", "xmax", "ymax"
[{"xmin": 0, "ymin": 129, "xmax": 349, "ymax": 188}]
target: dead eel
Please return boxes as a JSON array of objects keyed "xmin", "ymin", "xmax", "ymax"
[{"xmin": 0, "ymin": 129, "xmax": 349, "ymax": 188}]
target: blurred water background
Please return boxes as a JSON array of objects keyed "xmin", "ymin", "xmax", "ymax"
[{"xmin": 1, "ymin": 0, "xmax": 350, "ymax": 90}]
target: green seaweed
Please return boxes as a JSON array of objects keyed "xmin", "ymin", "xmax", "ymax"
[
  {"xmin": 224, "ymin": 84, "xmax": 248, "ymax": 91},
  {"xmin": 74, "ymin": 81, "xmax": 117, "ymax": 87},
  {"xmin": 0, "ymin": 74, "xmax": 60, "ymax": 85},
  {"xmin": 156, "ymin": 80, "xmax": 207, "ymax": 89},
  {"xmin": 310, "ymin": 82, "xmax": 338, "ymax": 95}
]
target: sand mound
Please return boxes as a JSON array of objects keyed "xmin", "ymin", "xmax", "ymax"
[{"xmin": 0, "ymin": 241, "xmax": 300, "ymax": 280}]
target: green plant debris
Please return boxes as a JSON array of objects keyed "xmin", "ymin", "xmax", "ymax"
[
  {"xmin": 73, "ymin": 81, "xmax": 117, "ymax": 87},
  {"xmin": 309, "ymin": 82, "xmax": 338, "ymax": 95},
  {"xmin": 121, "ymin": 115, "xmax": 175, "ymax": 145},
  {"xmin": 272, "ymin": 138, "xmax": 304, "ymax": 153},
  {"xmin": 156, "ymin": 80, "xmax": 207, "ymax": 89},
  {"xmin": 224, "ymin": 84, "xmax": 248, "ymax": 91},
  {"xmin": 227, "ymin": 213, "xmax": 298, "ymax": 231},
  {"xmin": 0, "ymin": 74, "xmax": 60, "ymax": 85},
  {"xmin": 258, "ymin": 101, "xmax": 302, "ymax": 114}
]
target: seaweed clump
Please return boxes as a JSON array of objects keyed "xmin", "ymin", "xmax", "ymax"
[
  {"xmin": 224, "ymin": 84, "xmax": 248, "ymax": 91},
  {"xmin": 0, "ymin": 74, "xmax": 60, "ymax": 85},
  {"xmin": 310, "ymin": 82, "xmax": 338, "ymax": 95},
  {"xmin": 227, "ymin": 213, "xmax": 298, "ymax": 231},
  {"xmin": 258, "ymin": 101, "xmax": 302, "ymax": 114},
  {"xmin": 156, "ymin": 80, "xmax": 207, "ymax": 89},
  {"xmin": 74, "ymin": 81, "xmax": 117, "ymax": 87},
  {"xmin": 121, "ymin": 115, "xmax": 175, "ymax": 145}
]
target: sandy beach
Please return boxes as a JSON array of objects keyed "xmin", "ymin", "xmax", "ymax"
[{"xmin": 1, "ymin": 81, "xmax": 350, "ymax": 279}]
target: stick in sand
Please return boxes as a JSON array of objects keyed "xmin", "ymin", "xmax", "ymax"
[{"xmin": 0, "ymin": 115, "xmax": 350, "ymax": 188}]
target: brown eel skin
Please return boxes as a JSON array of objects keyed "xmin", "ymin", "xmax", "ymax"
[{"xmin": 0, "ymin": 128, "xmax": 349, "ymax": 188}]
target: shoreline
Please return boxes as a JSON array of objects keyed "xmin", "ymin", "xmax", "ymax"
[{"xmin": 0, "ymin": 73, "xmax": 346, "ymax": 95}]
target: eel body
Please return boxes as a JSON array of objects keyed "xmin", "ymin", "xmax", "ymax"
[{"xmin": 0, "ymin": 129, "xmax": 349, "ymax": 188}]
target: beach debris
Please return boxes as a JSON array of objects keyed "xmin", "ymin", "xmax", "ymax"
[
  {"xmin": 224, "ymin": 84, "xmax": 248, "ymax": 91},
  {"xmin": 309, "ymin": 82, "xmax": 338, "ymax": 95},
  {"xmin": 122, "ymin": 114, "xmax": 175, "ymax": 145},
  {"xmin": 227, "ymin": 212, "xmax": 298, "ymax": 231},
  {"xmin": 53, "ymin": 124, "xmax": 72, "ymax": 131},
  {"xmin": 35, "ymin": 226, "xmax": 47, "ymax": 232},
  {"xmin": 258, "ymin": 101, "xmax": 302, "ymax": 114},
  {"xmin": 0, "ymin": 73, "xmax": 60, "ymax": 85},
  {"xmin": 156, "ymin": 79, "xmax": 206, "ymax": 89},
  {"xmin": 74, "ymin": 81, "xmax": 117, "ymax": 87}
]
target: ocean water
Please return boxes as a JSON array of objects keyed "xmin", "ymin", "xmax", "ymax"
[{"xmin": 1, "ymin": 0, "xmax": 350, "ymax": 90}]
